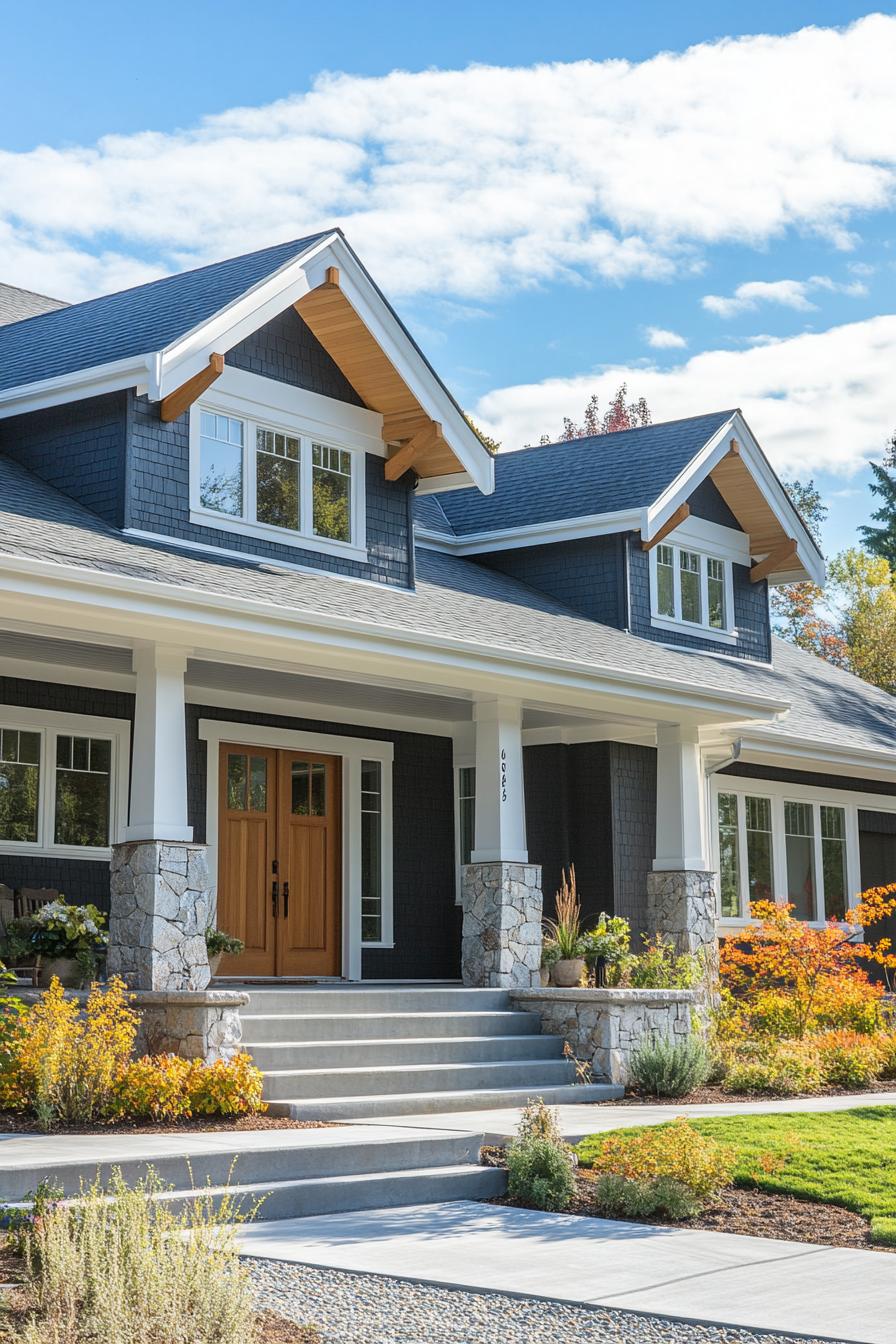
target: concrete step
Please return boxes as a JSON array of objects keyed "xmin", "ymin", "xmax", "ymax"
[
  {"xmin": 239, "ymin": 1009, "xmax": 543, "ymax": 1043},
  {"xmin": 0, "ymin": 1129, "xmax": 483, "ymax": 1205},
  {"xmin": 262, "ymin": 1057, "xmax": 576, "ymax": 1102},
  {"xmin": 242, "ymin": 987, "xmax": 511, "ymax": 1015},
  {"xmin": 242, "ymin": 1034, "xmax": 563, "ymax": 1071},
  {"xmin": 270, "ymin": 1081, "xmax": 623, "ymax": 1120}
]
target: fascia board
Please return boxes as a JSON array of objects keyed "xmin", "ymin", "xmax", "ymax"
[
  {"xmin": 415, "ymin": 508, "xmax": 641, "ymax": 555},
  {"xmin": 0, "ymin": 355, "xmax": 151, "ymax": 419},
  {"xmin": 642, "ymin": 415, "xmax": 737, "ymax": 540},
  {"xmin": 0, "ymin": 551, "xmax": 790, "ymax": 723},
  {"xmin": 737, "ymin": 731, "xmax": 896, "ymax": 783}
]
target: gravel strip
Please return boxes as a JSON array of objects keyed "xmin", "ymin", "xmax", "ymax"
[{"xmin": 247, "ymin": 1258, "xmax": 845, "ymax": 1344}]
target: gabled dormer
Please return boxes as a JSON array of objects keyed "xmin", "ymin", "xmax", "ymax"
[
  {"xmin": 417, "ymin": 410, "xmax": 824, "ymax": 663},
  {"xmin": 0, "ymin": 232, "xmax": 493, "ymax": 589}
]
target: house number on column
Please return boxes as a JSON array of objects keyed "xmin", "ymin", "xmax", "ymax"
[{"xmin": 501, "ymin": 747, "xmax": 507, "ymax": 803}]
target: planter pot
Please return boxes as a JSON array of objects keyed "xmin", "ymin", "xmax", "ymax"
[
  {"xmin": 38, "ymin": 957, "xmax": 82, "ymax": 989},
  {"xmin": 208, "ymin": 953, "xmax": 223, "ymax": 978},
  {"xmin": 551, "ymin": 957, "xmax": 586, "ymax": 987},
  {"xmin": 539, "ymin": 966, "xmax": 551, "ymax": 987}
]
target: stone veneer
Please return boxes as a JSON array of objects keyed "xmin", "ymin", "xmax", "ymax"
[
  {"xmin": 132, "ymin": 989, "xmax": 248, "ymax": 1061},
  {"xmin": 646, "ymin": 869, "xmax": 719, "ymax": 981},
  {"xmin": 511, "ymin": 987, "xmax": 698, "ymax": 1086},
  {"xmin": 460, "ymin": 862, "xmax": 543, "ymax": 989},
  {"xmin": 107, "ymin": 841, "xmax": 212, "ymax": 991}
]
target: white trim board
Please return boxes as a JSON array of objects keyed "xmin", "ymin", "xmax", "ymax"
[
  {"xmin": 198, "ymin": 719, "xmax": 394, "ymax": 979},
  {"xmin": 0, "ymin": 706, "xmax": 130, "ymax": 862}
]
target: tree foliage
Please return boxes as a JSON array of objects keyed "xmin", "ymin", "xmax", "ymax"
[
  {"xmin": 537, "ymin": 383, "xmax": 652, "ymax": 445},
  {"xmin": 859, "ymin": 430, "xmax": 896, "ymax": 568}
]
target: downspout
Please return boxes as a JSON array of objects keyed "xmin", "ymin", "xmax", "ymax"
[{"xmin": 406, "ymin": 472, "xmax": 419, "ymax": 590}]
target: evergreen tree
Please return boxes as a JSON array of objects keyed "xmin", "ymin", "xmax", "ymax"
[{"xmin": 859, "ymin": 432, "xmax": 896, "ymax": 569}]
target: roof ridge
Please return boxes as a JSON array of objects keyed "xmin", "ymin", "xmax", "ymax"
[{"xmin": 505, "ymin": 408, "xmax": 739, "ymax": 460}]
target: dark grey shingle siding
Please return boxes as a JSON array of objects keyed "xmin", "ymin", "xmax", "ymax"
[
  {"xmin": 0, "ymin": 393, "xmax": 127, "ymax": 526},
  {"xmin": 228, "ymin": 308, "xmax": 363, "ymax": 407},
  {"xmin": 475, "ymin": 535, "xmax": 626, "ymax": 627}
]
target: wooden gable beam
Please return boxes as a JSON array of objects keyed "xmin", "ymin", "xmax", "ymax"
[
  {"xmin": 382, "ymin": 412, "xmax": 431, "ymax": 443},
  {"xmin": 750, "ymin": 538, "xmax": 798, "ymax": 584},
  {"xmin": 641, "ymin": 502, "xmax": 690, "ymax": 551},
  {"xmin": 384, "ymin": 422, "xmax": 441, "ymax": 481},
  {"xmin": 160, "ymin": 353, "xmax": 224, "ymax": 423}
]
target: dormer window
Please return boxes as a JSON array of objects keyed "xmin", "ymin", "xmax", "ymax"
[
  {"xmin": 650, "ymin": 528, "xmax": 737, "ymax": 644},
  {"xmin": 190, "ymin": 392, "xmax": 366, "ymax": 562}
]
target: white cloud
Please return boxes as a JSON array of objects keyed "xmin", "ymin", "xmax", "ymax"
[
  {"xmin": 702, "ymin": 274, "xmax": 867, "ymax": 318},
  {"xmin": 473, "ymin": 314, "xmax": 896, "ymax": 476},
  {"xmin": 645, "ymin": 325, "xmax": 687, "ymax": 349},
  {"xmin": 1, "ymin": 15, "xmax": 896, "ymax": 300}
]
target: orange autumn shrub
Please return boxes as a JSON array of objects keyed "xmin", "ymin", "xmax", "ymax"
[
  {"xmin": 111, "ymin": 1053, "xmax": 197, "ymax": 1122},
  {"xmin": 189, "ymin": 1053, "xmax": 266, "ymax": 1116},
  {"xmin": 589, "ymin": 1118, "xmax": 734, "ymax": 1200},
  {"xmin": 873, "ymin": 1032, "xmax": 896, "ymax": 1080},
  {"xmin": 720, "ymin": 899, "xmax": 887, "ymax": 1039},
  {"xmin": 814, "ymin": 1029, "xmax": 884, "ymax": 1089}
]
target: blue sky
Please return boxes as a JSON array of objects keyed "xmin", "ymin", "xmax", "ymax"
[{"xmin": 3, "ymin": 1, "xmax": 896, "ymax": 557}]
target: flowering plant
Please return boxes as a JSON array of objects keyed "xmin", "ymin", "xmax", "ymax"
[{"xmin": 8, "ymin": 899, "xmax": 108, "ymax": 962}]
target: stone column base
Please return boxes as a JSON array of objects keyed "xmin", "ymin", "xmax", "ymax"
[
  {"xmin": 646, "ymin": 868, "xmax": 719, "ymax": 986},
  {"xmin": 461, "ymin": 861, "xmax": 543, "ymax": 988},
  {"xmin": 108, "ymin": 841, "xmax": 213, "ymax": 991}
]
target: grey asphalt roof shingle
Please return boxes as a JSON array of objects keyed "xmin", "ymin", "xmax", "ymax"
[
  {"xmin": 0, "ymin": 235, "xmax": 329, "ymax": 391},
  {"xmin": 0, "ymin": 450, "xmax": 893, "ymax": 763},
  {"xmin": 413, "ymin": 494, "xmax": 456, "ymax": 538},
  {"xmin": 0, "ymin": 283, "xmax": 69, "ymax": 328},
  {"xmin": 428, "ymin": 411, "xmax": 736, "ymax": 535}
]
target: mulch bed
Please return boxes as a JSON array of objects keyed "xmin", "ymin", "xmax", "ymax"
[
  {"xmin": 483, "ymin": 1149, "xmax": 892, "ymax": 1253},
  {"xmin": 0, "ymin": 1111, "xmax": 333, "ymax": 1135},
  {"xmin": 255, "ymin": 1310, "xmax": 321, "ymax": 1342},
  {"xmin": 608, "ymin": 1080, "xmax": 896, "ymax": 1105}
]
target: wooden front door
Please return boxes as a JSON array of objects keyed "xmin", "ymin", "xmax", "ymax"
[{"xmin": 216, "ymin": 744, "xmax": 341, "ymax": 977}]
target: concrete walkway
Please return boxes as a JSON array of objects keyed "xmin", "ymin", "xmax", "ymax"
[
  {"xmin": 238, "ymin": 1200, "xmax": 894, "ymax": 1344},
  {"xmin": 365, "ymin": 1091, "xmax": 896, "ymax": 1142}
]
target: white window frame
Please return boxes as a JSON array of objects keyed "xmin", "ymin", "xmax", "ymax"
[
  {"xmin": 198, "ymin": 720, "xmax": 394, "ymax": 980},
  {"xmin": 453, "ymin": 758, "xmax": 476, "ymax": 903},
  {"xmin": 189, "ymin": 379, "xmax": 370, "ymax": 564},
  {"xmin": 649, "ymin": 516, "xmax": 744, "ymax": 646},
  {"xmin": 0, "ymin": 707, "xmax": 130, "ymax": 861},
  {"xmin": 709, "ymin": 774, "xmax": 892, "ymax": 927}
]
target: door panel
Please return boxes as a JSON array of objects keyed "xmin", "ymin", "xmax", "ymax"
[
  {"xmin": 278, "ymin": 751, "xmax": 341, "ymax": 976},
  {"xmin": 216, "ymin": 744, "xmax": 341, "ymax": 978},
  {"xmin": 217, "ymin": 745, "xmax": 277, "ymax": 975}
]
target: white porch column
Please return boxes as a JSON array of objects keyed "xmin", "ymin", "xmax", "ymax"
[
  {"xmin": 471, "ymin": 696, "xmax": 528, "ymax": 863},
  {"xmin": 108, "ymin": 641, "xmax": 212, "ymax": 992},
  {"xmin": 461, "ymin": 696, "xmax": 542, "ymax": 988},
  {"xmin": 126, "ymin": 642, "xmax": 192, "ymax": 843},
  {"xmin": 647, "ymin": 723, "xmax": 718, "ymax": 981},
  {"xmin": 652, "ymin": 724, "xmax": 708, "ymax": 873}
]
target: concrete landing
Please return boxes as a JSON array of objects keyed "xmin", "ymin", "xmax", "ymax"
[{"xmin": 237, "ymin": 1200, "xmax": 894, "ymax": 1344}]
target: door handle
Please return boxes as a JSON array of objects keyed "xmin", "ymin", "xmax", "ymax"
[
  {"xmin": 271, "ymin": 880, "xmax": 278, "ymax": 918},
  {"xmin": 283, "ymin": 882, "xmax": 289, "ymax": 918}
]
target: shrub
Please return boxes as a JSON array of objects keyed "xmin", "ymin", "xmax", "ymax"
[
  {"xmin": 14, "ymin": 977, "xmax": 138, "ymax": 1128},
  {"xmin": 111, "ymin": 1054, "xmax": 197, "ymax": 1122},
  {"xmin": 722, "ymin": 1040, "xmax": 822, "ymax": 1096},
  {"xmin": 189, "ymin": 1053, "xmax": 266, "ymax": 1117},
  {"xmin": 629, "ymin": 1034, "xmax": 711, "ymax": 1098},
  {"xmin": 592, "ymin": 1172, "xmax": 700, "ymax": 1221},
  {"xmin": 581, "ymin": 913, "xmax": 631, "ymax": 971},
  {"xmin": 515, "ymin": 1097, "xmax": 564, "ymax": 1145},
  {"xmin": 815, "ymin": 1030, "xmax": 883, "ymax": 1089},
  {"xmin": 204, "ymin": 928, "xmax": 245, "ymax": 959},
  {"xmin": 506, "ymin": 1137, "xmax": 576, "ymax": 1212},
  {"xmin": 611, "ymin": 934, "xmax": 703, "ymax": 989},
  {"xmin": 873, "ymin": 1031, "xmax": 896, "ymax": 1080},
  {"xmin": 12, "ymin": 1169, "xmax": 257, "ymax": 1344},
  {"xmin": 583, "ymin": 1119, "xmax": 734, "ymax": 1201}
]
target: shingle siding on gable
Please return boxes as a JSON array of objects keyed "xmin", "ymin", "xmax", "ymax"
[
  {"xmin": 124, "ymin": 306, "xmax": 413, "ymax": 586},
  {"xmin": 687, "ymin": 476, "xmax": 741, "ymax": 530},
  {"xmin": 228, "ymin": 308, "xmax": 364, "ymax": 406},
  {"xmin": 474, "ymin": 534, "xmax": 626, "ymax": 626},
  {"xmin": 0, "ymin": 392, "xmax": 127, "ymax": 526}
]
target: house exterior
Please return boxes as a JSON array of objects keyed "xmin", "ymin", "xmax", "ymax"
[{"xmin": 0, "ymin": 231, "xmax": 894, "ymax": 995}]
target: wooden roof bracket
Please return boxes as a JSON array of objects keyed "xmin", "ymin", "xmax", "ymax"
[
  {"xmin": 385, "ymin": 422, "xmax": 441, "ymax": 481},
  {"xmin": 160, "ymin": 352, "xmax": 224, "ymax": 423},
  {"xmin": 751, "ymin": 538, "xmax": 799, "ymax": 583},
  {"xmin": 642, "ymin": 502, "xmax": 690, "ymax": 551}
]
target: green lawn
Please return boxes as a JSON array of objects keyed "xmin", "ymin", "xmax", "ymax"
[{"xmin": 576, "ymin": 1106, "xmax": 896, "ymax": 1245}]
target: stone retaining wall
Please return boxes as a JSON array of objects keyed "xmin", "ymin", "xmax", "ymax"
[{"xmin": 510, "ymin": 987, "xmax": 698, "ymax": 1087}]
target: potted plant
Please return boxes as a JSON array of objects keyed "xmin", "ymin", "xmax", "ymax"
[
  {"xmin": 540, "ymin": 938, "xmax": 561, "ymax": 986},
  {"xmin": 7, "ymin": 898, "xmax": 107, "ymax": 988},
  {"xmin": 205, "ymin": 928, "xmax": 245, "ymax": 977},
  {"xmin": 582, "ymin": 912, "xmax": 632, "ymax": 986},
  {"xmin": 544, "ymin": 866, "xmax": 587, "ymax": 987}
]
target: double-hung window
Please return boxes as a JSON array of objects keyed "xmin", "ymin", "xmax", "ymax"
[
  {"xmin": 713, "ymin": 783, "xmax": 858, "ymax": 924},
  {"xmin": 653, "ymin": 542, "xmax": 731, "ymax": 635},
  {"xmin": 192, "ymin": 401, "xmax": 366, "ymax": 560},
  {"xmin": 0, "ymin": 713, "xmax": 128, "ymax": 857}
]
